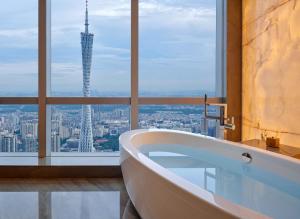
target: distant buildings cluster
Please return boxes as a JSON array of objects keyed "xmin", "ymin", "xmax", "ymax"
[
  {"xmin": 0, "ymin": 105, "xmax": 218, "ymax": 153},
  {"xmin": 139, "ymin": 106, "xmax": 218, "ymax": 137},
  {"xmin": 0, "ymin": 111, "xmax": 38, "ymax": 152},
  {"xmin": 51, "ymin": 107, "xmax": 130, "ymax": 152}
]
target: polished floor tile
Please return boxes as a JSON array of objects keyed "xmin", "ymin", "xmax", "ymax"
[{"xmin": 0, "ymin": 178, "xmax": 140, "ymax": 219}]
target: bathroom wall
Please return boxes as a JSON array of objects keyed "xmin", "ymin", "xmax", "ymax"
[{"xmin": 242, "ymin": 0, "xmax": 300, "ymax": 147}]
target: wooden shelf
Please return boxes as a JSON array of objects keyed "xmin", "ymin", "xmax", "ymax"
[{"xmin": 242, "ymin": 139, "xmax": 300, "ymax": 160}]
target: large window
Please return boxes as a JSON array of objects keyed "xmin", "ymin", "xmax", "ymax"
[
  {"xmin": 51, "ymin": 0, "xmax": 131, "ymax": 97},
  {"xmin": 0, "ymin": 0, "xmax": 38, "ymax": 154},
  {"xmin": 0, "ymin": 0, "xmax": 225, "ymax": 157},
  {"xmin": 0, "ymin": 0, "xmax": 38, "ymax": 96},
  {"xmin": 139, "ymin": 0, "xmax": 216, "ymax": 97}
]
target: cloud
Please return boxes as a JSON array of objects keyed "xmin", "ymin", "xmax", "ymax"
[
  {"xmin": 0, "ymin": 61, "xmax": 37, "ymax": 93},
  {"xmin": 0, "ymin": 28, "xmax": 38, "ymax": 48},
  {"xmin": 89, "ymin": 0, "xmax": 215, "ymax": 21},
  {"xmin": 0, "ymin": 28, "xmax": 37, "ymax": 38},
  {"xmin": 94, "ymin": 45, "xmax": 130, "ymax": 55},
  {"xmin": 0, "ymin": 61, "xmax": 37, "ymax": 75},
  {"xmin": 90, "ymin": 2, "xmax": 130, "ymax": 17},
  {"xmin": 93, "ymin": 54, "xmax": 130, "ymax": 62},
  {"xmin": 160, "ymin": 34, "xmax": 215, "ymax": 46},
  {"xmin": 139, "ymin": 1, "xmax": 215, "ymax": 17},
  {"xmin": 51, "ymin": 63, "xmax": 82, "ymax": 77},
  {"xmin": 138, "ymin": 1, "xmax": 216, "ymax": 32}
]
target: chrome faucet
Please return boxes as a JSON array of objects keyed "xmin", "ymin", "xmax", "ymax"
[{"xmin": 204, "ymin": 94, "xmax": 235, "ymax": 130}]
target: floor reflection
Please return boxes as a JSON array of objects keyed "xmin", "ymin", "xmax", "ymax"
[
  {"xmin": 0, "ymin": 192, "xmax": 38, "ymax": 219},
  {"xmin": 0, "ymin": 179, "xmax": 140, "ymax": 219}
]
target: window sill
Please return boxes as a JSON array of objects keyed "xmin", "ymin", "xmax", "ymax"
[{"xmin": 0, "ymin": 153, "xmax": 120, "ymax": 166}]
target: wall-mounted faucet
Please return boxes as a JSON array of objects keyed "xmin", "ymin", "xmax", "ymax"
[{"xmin": 204, "ymin": 94, "xmax": 235, "ymax": 130}]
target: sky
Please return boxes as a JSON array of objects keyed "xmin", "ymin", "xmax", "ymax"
[{"xmin": 0, "ymin": 0, "xmax": 216, "ymax": 97}]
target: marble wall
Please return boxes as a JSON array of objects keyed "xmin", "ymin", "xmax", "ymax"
[{"xmin": 242, "ymin": 0, "xmax": 300, "ymax": 147}]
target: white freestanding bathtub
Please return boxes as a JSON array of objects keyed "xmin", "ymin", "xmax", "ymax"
[{"xmin": 120, "ymin": 129, "xmax": 300, "ymax": 219}]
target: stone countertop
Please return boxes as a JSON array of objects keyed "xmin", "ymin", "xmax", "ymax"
[{"xmin": 242, "ymin": 139, "xmax": 300, "ymax": 160}]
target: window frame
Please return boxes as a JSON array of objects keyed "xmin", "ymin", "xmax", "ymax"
[{"xmin": 0, "ymin": 0, "xmax": 226, "ymax": 158}]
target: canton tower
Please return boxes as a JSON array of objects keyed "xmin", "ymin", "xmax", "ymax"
[{"xmin": 79, "ymin": 0, "xmax": 94, "ymax": 152}]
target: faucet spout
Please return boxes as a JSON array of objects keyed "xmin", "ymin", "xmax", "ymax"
[
  {"xmin": 224, "ymin": 116, "xmax": 235, "ymax": 130},
  {"xmin": 203, "ymin": 94, "xmax": 235, "ymax": 131},
  {"xmin": 224, "ymin": 123, "xmax": 235, "ymax": 130}
]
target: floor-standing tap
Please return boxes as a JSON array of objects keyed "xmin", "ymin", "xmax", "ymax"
[{"xmin": 204, "ymin": 94, "xmax": 235, "ymax": 130}]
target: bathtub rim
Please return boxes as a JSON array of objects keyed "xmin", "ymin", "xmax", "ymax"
[{"xmin": 119, "ymin": 129, "xmax": 289, "ymax": 219}]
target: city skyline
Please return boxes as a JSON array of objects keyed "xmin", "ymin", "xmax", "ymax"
[
  {"xmin": 0, "ymin": 105, "xmax": 38, "ymax": 152},
  {"xmin": 0, "ymin": 104, "xmax": 217, "ymax": 153}
]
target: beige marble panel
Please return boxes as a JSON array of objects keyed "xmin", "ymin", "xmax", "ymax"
[{"xmin": 242, "ymin": 0, "xmax": 300, "ymax": 147}]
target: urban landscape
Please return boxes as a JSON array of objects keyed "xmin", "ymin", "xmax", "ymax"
[
  {"xmin": 0, "ymin": 104, "xmax": 218, "ymax": 153},
  {"xmin": 0, "ymin": 0, "xmax": 218, "ymax": 153}
]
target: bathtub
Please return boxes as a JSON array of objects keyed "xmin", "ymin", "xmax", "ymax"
[{"xmin": 120, "ymin": 129, "xmax": 300, "ymax": 219}]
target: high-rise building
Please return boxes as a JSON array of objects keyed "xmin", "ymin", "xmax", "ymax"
[
  {"xmin": 0, "ymin": 134, "xmax": 16, "ymax": 152},
  {"xmin": 60, "ymin": 126, "xmax": 71, "ymax": 139},
  {"xmin": 51, "ymin": 119, "xmax": 62, "ymax": 137},
  {"xmin": 10, "ymin": 113, "xmax": 19, "ymax": 126},
  {"xmin": 79, "ymin": 0, "xmax": 94, "ymax": 152},
  {"xmin": 25, "ymin": 134, "xmax": 37, "ymax": 152},
  {"xmin": 51, "ymin": 132, "xmax": 61, "ymax": 152},
  {"xmin": 21, "ymin": 121, "xmax": 38, "ymax": 139},
  {"xmin": 200, "ymin": 116, "xmax": 208, "ymax": 135}
]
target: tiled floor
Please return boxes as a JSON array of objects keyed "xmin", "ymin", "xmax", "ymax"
[{"xmin": 0, "ymin": 178, "xmax": 140, "ymax": 219}]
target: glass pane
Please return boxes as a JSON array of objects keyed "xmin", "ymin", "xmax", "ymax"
[
  {"xmin": 139, "ymin": 0, "xmax": 216, "ymax": 97},
  {"xmin": 0, "ymin": 105, "xmax": 38, "ymax": 153},
  {"xmin": 50, "ymin": 105, "xmax": 130, "ymax": 153},
  {"xmin": 139, "ymin": 105, "xmax": 219, "ymax": 137},
  {"xmin": 0, "ymin": 1, "xmax": 38, "ymax": 96},
  {"xmin": 51, "ymin": 0, "xmax": 131, "ymax": 97}
]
